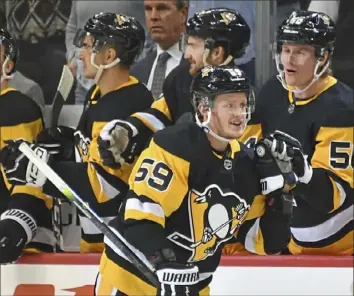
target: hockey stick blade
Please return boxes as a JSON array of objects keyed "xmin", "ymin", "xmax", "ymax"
[
  {"xmin": 18, "ymin": 142, "xmax": 159, "ymax": 287},
  {"xmin": 50, "ymin": 65, "xmax": 74, "ymax": 127}
]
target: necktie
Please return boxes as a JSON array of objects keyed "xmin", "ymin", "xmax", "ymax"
[{"xmin": 151, "ymin": 52, "xmax": 171, "ymax": 98}]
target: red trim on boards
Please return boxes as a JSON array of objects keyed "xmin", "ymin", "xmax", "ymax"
[{"xmin": 16, "ymin": 254, "xmax": 354, "ymax": 268}]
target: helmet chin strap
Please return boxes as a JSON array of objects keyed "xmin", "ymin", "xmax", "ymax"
[
  {"xmin": 90, "ymin": 52, "xmax": 121, "ymax": 84},
  {"xmin": 1, "ymin": 56, "xmax": 14, "ymax": 84},
  {"xmin": 195, "ymin": 109, "xmax": 247, "ymax": 143},
  {"xmin": 275, "ymin": 53, "xmax": 330, "ymax": 95},
  {"xmin": 202, "ymin": 48, "xmax": 234, "ymax": 67}
]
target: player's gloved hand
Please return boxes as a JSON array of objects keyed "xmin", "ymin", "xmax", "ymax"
[
  {"xmin": 0, "ymin": 209, "xmax": 37, "ymax": 264},
  {"xmin": 149, "ymin": 248, "xmax": 199, "ymax": 296},
  {"xmin": 0, "ymin": 140, "xmax": 51, "ymax": 187},
  {"xmin": 255, "ymin": 138, "xmax": 298, "ymax": 195},
  {"xmin": 255, "ymin": 139, "xmax": 297, "ymax": 215},
  {"xmin": 264, "ymin": 130, "xmax": 313, "ymax": 184},
  {"xmin": 36, "ymin": 126, "xmax": 76, "ymax": 161},
  {"xmin": 156, "ymin": 262, "xmax": 199, "ymax": 296},
  {"xmin": 98, "ymin": 119, "xmax": 139, "ymax": 169}
]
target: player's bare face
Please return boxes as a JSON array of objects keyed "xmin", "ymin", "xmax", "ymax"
[
  {"xmin": 280, "ymin": 43, "xmax": 317, "ymax": 88},
  {"xmin": 210, "ymin": 93, "xmax": 248, "ymax": 139},
  {"xmin": 184, "ymin": 36, "xmax": 205, "ymax": 76},
  {"xmin": 78, "ymin": 35, "xmax": 97, "ymax": 79}
]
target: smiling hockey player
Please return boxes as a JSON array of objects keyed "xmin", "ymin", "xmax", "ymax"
[{"xmin": 93, "ymin": 65, "xmax": 298, "ymax": 295}]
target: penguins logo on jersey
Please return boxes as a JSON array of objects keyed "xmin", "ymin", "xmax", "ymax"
[{"xmin": 168, "ymin": 184, "xmax": 250, "ymax": 262}]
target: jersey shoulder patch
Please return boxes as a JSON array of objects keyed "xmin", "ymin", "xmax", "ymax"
[{"xmin": 0, "ymin": 90, "xmax": 42, "ymax": 126}]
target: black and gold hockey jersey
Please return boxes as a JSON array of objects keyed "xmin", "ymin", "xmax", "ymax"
[
  {"xmin": 123, "ymin": 60, "xmax": 195, "ymax": 155},
  {"xmin": 0, "ymin": 87, "xmax": 54, "ymax": 252},
  {"xmin": 98, "ymin": 122, "xmax": 291, "ymax": 295},
  {"xmin": 239, "ymin": 76, "xmax": 353, "ymax": 255},
  {"xmin": 45, "ymin": 76, "xmax": 154, "ymax": 252}
]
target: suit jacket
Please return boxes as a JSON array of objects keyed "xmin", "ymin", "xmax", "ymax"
[
  {"xmin": 131, "ymin": 50, "xmax": 157, "ymax": 86},
  {"xmin": 131, "ymin": 49, "xmax": 184, "ymax": 86}
]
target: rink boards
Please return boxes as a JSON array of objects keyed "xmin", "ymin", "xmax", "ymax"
[{"xmin": 1, "ymin": 254, "xmax": 353, "ymax": 295}]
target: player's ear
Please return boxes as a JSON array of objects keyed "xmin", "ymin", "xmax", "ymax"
[
  {"xmin": 319, "ymin": 51, "xmax": 329, "ymax": 66},
  {"xmin": 198, "ymin": 103, "xmax": 209, "ymax": 120},
  {"xmin": 106, "ymin": 47, "xmax": 117, "ymax": 64},
  {"xmin": 210, "ymin": 46, "xmax": 225, "ymax": 65},
  {"xmin": 5, "ymin": 59, "xmax": 14, "ymax": 75}
]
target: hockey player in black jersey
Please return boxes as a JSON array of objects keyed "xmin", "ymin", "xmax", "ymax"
[
  {"xmin": 92, "ymin": 66, "xmax": 298, "ymax": 295},
  {"xmin": 0, "ymin": 65, "xmax": 298, "ymax": 293},
  {"xmin": 97, "ymin": 8, "xmax": 251, "ymax": 169},
  {"xmin": 0, "ymin": 13, "xmax": 154, "ymax": 258},
  {"xmin": 0, "ymin": 29, "xmax": 53, "ymax": 263},
  {"xmin": 237, "ymin": 11, "xmax": 353, "ymax": 255}
]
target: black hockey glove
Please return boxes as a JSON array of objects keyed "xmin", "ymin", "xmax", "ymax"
[
  {"xmin": 255, "ymin": 139, "xmax": 298, "ymax": 194},
  {"xmin": 98, "ymin": 119, "xmax": 139, "ymax": 169},
  {"xmin": 0, "ymin": 140, "xmax": 51, "ymax": 187},
  {"xmin": 0, "ymin": 209, "xmax": 37, "ymax": 264},
  {"xmin": 255, "ymin": 139, "xmax": 297, "ymax": 215},
  {"xmin": 36, "ymin": 126, "xmax": 76, "ymax": 161},
  {"xmin": 156, "ymin": 263, "xmax": 199, "ymax": 296},
  {"xmin": 149, "ymin": 248, "xmax": 199, "ymax": 296},
  {"xmin": 264, "ymin": 130, "xmax": 313, "ymax": 184}
]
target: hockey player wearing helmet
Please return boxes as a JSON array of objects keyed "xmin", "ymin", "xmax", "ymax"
[
  {"xmin": 0, "ymin": 29, "xmax": 53, "ymax": 264},
  {"xmin": 0, "ymin": 28, "xmax": 17, "ymax": 84},
  {"xmin": 237, "ymin": 11, "xmax": 353, "ymax": 255},
  {"xmin": 94, "ymin": 65, "xmax": 295, "ymax": 296},
  {"xmin": 0, "ymin": 13, "xmax": 154, "ymax": 254},
  {"xmin": 97, "ymin": 7, "xmax": 251, "ymax": 170}
]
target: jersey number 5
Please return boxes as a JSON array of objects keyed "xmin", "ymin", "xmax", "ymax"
[
  {"xmin": 135, "ymin": 158, "xmax": 173, "ymax": 191},
  {"xmin": 330, "ymin": 141, "xmax": 353, "ymax": 169}
]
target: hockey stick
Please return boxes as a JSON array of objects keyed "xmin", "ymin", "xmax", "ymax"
[
  {"xmin": 190, "ymin": 209, "xmax": 247, "ymax": 248},
  {"xmin": 18, "ymin": 142, "xmax": 159, "ymax": 287},
  {"xmin": 50, "ymin": 65, "xmax": 75, "ymax": 127}
]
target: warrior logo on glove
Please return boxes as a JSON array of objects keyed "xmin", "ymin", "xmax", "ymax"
[{"xmin": 168, "ymin": 184, "xmax": 249, "ymax": 262}]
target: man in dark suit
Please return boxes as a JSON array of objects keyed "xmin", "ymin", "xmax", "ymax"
[{"xmin": 131, "ymin": 0, "xmax": 188, "ymax": 98}]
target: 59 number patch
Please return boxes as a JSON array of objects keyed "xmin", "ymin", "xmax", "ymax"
[{"xmin": 134, "ymin": 158, "xmax": 173, "ymax": 192}]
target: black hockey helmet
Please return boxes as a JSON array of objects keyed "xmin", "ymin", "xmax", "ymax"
[
  {"xmin": 191, "ymin": 65, "xmax": 255, "ymax": 123},
  {"xmin": 0, "ymin": 28, "xmax": 18, "ymax": 75},
  {"xmin": 74, "ymin": 12, "xmax": 145, "ymax": 66},
  {"xmin": 276, "ymin": 10, "xmax": 336, "ymax": 58},
  {"xmin": 275, "ymin": 11, "xmax": 336, "ymax": 93},
  {"xmin": 186, "ymin": 8, "xmax": 250, "ymax": 59}
]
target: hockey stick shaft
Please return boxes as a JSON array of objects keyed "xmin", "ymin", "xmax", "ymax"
[
  {"xmin": 190, "ymin": 214, "xmax": 242, "ymax": 248},
  {"xmin": 18, "ymin": 142, "xmax": 159, "ymax": 287},
  {"xmin": 51, "ymin": 65, "xmax": 75, "ymax": 127}
]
